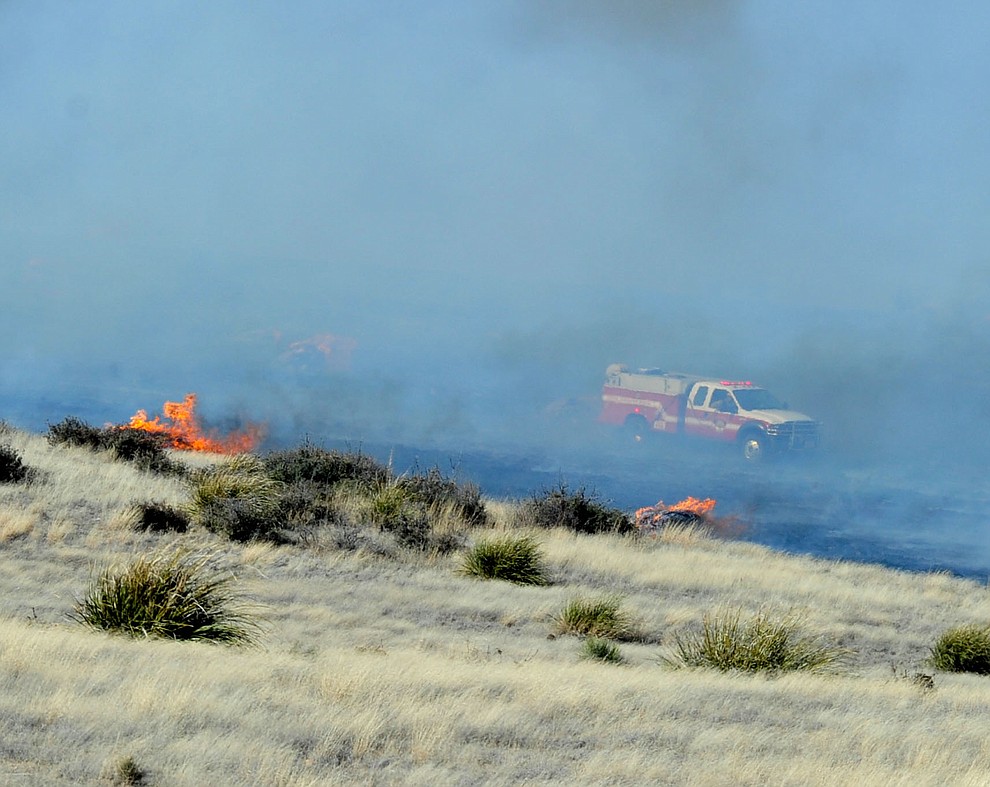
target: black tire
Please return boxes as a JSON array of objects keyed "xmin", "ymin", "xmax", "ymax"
[
  {"xmin": 623, "ymin": 414, "xmax": 650, "ymax": 444},
  {"xmin": 740, "ymin": 430, "xmax": 767, "ymax": 462}
]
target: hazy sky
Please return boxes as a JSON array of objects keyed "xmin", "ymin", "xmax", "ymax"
[{"xmin": 3, "ymin": 2, "xmax": 989, "ymax": 449}]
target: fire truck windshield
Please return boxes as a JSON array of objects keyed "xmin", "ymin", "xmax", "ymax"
[{"xmin": 734, "ymin": 388, "xmax": 786, "ymax": 411}]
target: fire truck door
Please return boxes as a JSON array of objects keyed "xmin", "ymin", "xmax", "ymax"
[
  {"xmin": 684, "ymin": 384, "xmax": 712, "ymax": 437},
  {"xmin": 686, "ymin": 386, "xmax": 733, "ymax": 441}
]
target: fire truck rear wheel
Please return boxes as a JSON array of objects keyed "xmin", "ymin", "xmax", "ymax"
[
  {"xmin": 623, "ymin": 415, "xmax": 650, "ymax": 444},
  {"xmin": 740, "ymin": 431, "xmax": 766, "ymax": 462}
]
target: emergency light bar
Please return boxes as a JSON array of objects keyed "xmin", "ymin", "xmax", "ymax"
[{"xmin": 720, "ymin": 380, "xmax": 753, "ymax": 386}]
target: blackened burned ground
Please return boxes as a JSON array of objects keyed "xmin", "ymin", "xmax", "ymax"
[{"xmin": 344, "ymin": 435, "xmax": 990, "ymax": 581}]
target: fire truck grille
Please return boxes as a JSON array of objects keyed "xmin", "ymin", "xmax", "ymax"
[{"xmin": 765, "ymin": 421, "xmax": 820, "ymax": 449}]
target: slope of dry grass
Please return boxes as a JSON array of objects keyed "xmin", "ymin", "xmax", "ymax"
[{"xmin": 1, "ymin": 427, "xmax": 990, "ymax": 785}]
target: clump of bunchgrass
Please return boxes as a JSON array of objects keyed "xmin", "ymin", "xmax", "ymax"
[
  {"xmin": 109, "ymin": 755, "xmax": 146, "ymax": 785},
  {"xmin": 553, "ymin": 595, "xmax": 642, "ymax": 641},
  {"xmin": 663, "ymin": 608, "xmax": 849, "ymax": 674},
  {"xmin": 71, "ymin": 550, "xmax": 262, "ymax": 644},
  {"xmin": 0, "ymin": 444, "xmax": 31, "ymax": 483},
  {"xmin": 928, "ymin": 624, "xmax": 990, "ymax": 674},
  {"xmin": 460, "ymin": 534, "xmax": 549, "ymax": 585},
  {"xmin": 521, "ymin": 481, "xmax": 633, "ymax": 535},
  {"xmin": 187, "ymin": 455, "xmax": 284, "ymax": 542},
  {"xmin": 581, "ymin": 637, "xmax": 624, "ymax": 664}
]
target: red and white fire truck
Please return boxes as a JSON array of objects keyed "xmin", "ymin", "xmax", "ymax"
[{"xmin": 600, "ymin": 364, "xmax": 820, "ymax": 461}]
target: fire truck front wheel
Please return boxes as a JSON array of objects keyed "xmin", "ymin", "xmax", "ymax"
[{"xmin": 740, "ymin": 430, "xmax": 767, "ymax": 462}]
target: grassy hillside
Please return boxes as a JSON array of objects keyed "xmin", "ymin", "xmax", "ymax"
[{"xmin": 1, "ymin": 424, "xmax": 989, "ymax": 785}]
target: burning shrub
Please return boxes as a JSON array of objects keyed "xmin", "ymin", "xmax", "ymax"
[
  {"xmin": 928, "ymin": 624, "xmax": 990, "ymax": 674},
  {"xmin": 131, "ymin": 501, "xmax": 190, "ymax": 533},
  {"xmin": 552, "ymin": 595, "xmax": 642, "ymax": 642},
  {"xmin": 635, "ymin": 497, "xmax": 716, "ymax": 533},
  {"xmin": 0, "ymin": 444, "xmax": 31, "ymax": 484},
  {"xmin": 460, "ymin": 534, "xmax": 550, "ymax": 585},
  {"xmin": 263, "ymin": 443, "xmax": 389, "ymax": 491},
  {"xmin": 71, "ymin": 549, "xmax": 262, "ymax": 644},
  {"xmin": 521, "ymin": 482, "xmax": 632, "ymax": 535},
  {"xmin": 663, "ymin": 609, "xmax": 849, "ymax": 674},
  {"xmin": 187, "ymin": 456, "xmax": 284, "ymax": 542}
]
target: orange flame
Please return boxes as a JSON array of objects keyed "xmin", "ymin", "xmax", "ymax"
[{"xmin": 122, "ymin": 393, "xmax": 264, "ymax": 454}]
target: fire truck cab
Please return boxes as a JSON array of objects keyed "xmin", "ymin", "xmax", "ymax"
[{"xmin": 600, "ymin": 364, "xmax": 820, "ymax": 461}]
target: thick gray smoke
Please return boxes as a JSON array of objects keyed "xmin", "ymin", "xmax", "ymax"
[{"xmin": 2, "ymin": 1, "xmax": 988, "ymax": 478}]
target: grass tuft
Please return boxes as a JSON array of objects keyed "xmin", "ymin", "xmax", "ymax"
[
  {"xmin": 581, "ymin": 637, "xmax": 624, "ymax": 664},
  {"xmin": 664, "ymin": 608, "xmax": 849, "ymax": 674},
  {"xmin": 111, "ymin": 754, "xmax": 146, "ymax": 785},
  {"xmin": 553, "ymin": 595, "xmax": 641, "ymax": 641},
  {"xmin": 928, "ymin": 624, "xmax": 990, "ymax": 674},
  {"xmin": 460, "ymin": 534, "xmax": 549, "ymax": 585},
  {"xmin": 71, "ymin": 549, "xmax": 262, "ymax": 644}
]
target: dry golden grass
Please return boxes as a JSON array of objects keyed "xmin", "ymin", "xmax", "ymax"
[{"xmin": 1, "ymin": 427, "xmax": 990, "ymax": 784}]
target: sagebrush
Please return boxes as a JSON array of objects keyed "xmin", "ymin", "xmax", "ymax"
[{"xmin": 521, "ymin": 481, "xmax": 632, "ymax": 535}]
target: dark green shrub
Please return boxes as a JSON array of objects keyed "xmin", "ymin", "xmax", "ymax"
[
  {"xmin": 664, "ymin": 609, "xmax": 848, "ymax": 673},
  {"xmin": 46, "ymin": 417, "xmax": 182, "ymax": 475},
  {"xmin": 0, "ymin": 444, "xmax": 30, "ymax": 483},
  {"xmin": 71, "ymin": 550, "xmax": 262, "ymax": 644},
  {"xmin": 104, "ymin": 428, "xmax": 182, "ymax": 475},
  {"xmin": 522, "ymin": 481, "xmax": 632, "ymax": 535},
  {"xmin": 365, "ymin": 480, "xmax": 464, "ymax": 554},
  {"xmin": 263, "ymin": 442, "xmax": 389, "ymax": 491},
  {"xmin": 581, "ymin": 637, "xmax": 624, "ymax": 664},
  {"xmin": 131, "ymin": 501, "xmax": 190, "ymax": 533},
  {"xmin": 460, "ymin": 535, "xmax": 549, "ymax": 585},
  {"xmin": 553, "ymin": 595, "xmax": 641, "ymax": 641},
  {"xmin": 928, "ymin": 625, "xmax": 990, "ymax": 674},
  {"xmin": 187, "ymin": 456, "xmax": 283, "ymax": 542},
  {"xmin": 399, "ymin": 466, "xmax": 490, "ymax": 528},
  {"xmin": 47, "ymin": 416, "xmax": 105, "ymax": 449}
]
